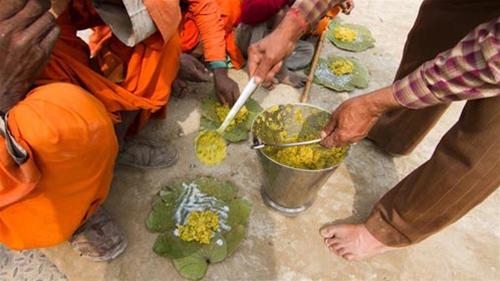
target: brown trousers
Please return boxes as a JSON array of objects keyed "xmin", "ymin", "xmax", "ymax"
[{"xmin": 365, "ymin": 0, "xmax": 500, "ymax": 246}]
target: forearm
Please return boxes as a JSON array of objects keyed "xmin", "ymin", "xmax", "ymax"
[
  {"xmin": 394, "ymin": 17, "xmax": 500, "ymax": 109},
  {"xmin": 188, "ymin": 0, "xmax": 227, "ymax": 62},
  {"xmin": 364, "ymin": 86, "xmax": 403, "ymax": 115},
  {"xmin": 269, "ymin": 8, "xmax": 308, "ymax": 46},
  {"xmin": 247, "ymin": 0, "xmax": 346, "ymax": 82}
]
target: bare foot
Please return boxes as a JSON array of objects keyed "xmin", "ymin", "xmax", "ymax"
[
  {"xmin": 262, "ymin": 78, "xmax": 279, "ymax": 90},
  {"xmin": 117, "ymin": 140, "xmax": 178, "ymax": 169},
  {"xmin": 276, "ymin": 69, "xmax": 307, "ymax": 88},
  {"xmin": 319, "ymin": 223, "xmax": 394, "ymax": 261}
]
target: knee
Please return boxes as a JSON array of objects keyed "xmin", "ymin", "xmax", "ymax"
[
  {"xmin": 8, "ymin": 83, "xmax": 117, "ymax": 159},
  {"xmin": 296, "ymin": 41, "xmax": 314, "ymax": 57}
]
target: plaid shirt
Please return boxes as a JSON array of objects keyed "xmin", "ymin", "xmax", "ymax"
[
  {"xmin": 394, "ymin": 17, "xmax": 500, "ymax": 109},
  {"xmin": 292, "ymin": 0, "xmax": 343, "ymax": 30}
]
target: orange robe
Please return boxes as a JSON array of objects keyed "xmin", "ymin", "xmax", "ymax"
[
  {"xmin": 313, "ymin": 6, "xmax": 342, "ymax": 36},
  {"xmin": 180, "ymin": 0, "xmax": 244, "ymax": 69},
  {"xmin": 0, "ymin": 0, "xmax": 180, "ymax": 249}
]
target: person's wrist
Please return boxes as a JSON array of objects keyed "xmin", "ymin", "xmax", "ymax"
[
  {"xmin": 213, "ymin": 67, "xmax": 228, "ymax": 77},
  {"xmin": 208, "ymin": 60, "xmax": 227, "ymax": 70},
  {"xmin": 275, "ymin": 9, "xmax": 306, "ymax": 43},
  {"xmin": 364, "ymin": 86, "xmax": 402, "ymax": 116}
]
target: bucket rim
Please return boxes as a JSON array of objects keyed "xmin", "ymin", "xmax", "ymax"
[{"xmin": 251, "ymin": 103, "xmax": 349, "ymax": 173}]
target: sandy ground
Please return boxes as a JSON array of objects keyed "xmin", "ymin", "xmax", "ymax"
[{"xmin": 1, "ymin": 0, "xmax": 499, "ymax": 280}]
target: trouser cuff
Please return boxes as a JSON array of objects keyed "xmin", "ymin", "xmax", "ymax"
[{"xmin": 365, "ymin": 208, "xmax": 412, "ymax": 247}]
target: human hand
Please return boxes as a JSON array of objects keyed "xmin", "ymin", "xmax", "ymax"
[
  {"xmin": 320, "ymin": 87, "xmax": 402, "ymax": 148},
  {"xmin": 340, "ymin": 0, "xmax": 355, "ymax": 15},
  {"xmin": 177, "ymin": 53, "xmax": 211, "ymax": 82},
  {"xmin": 49, "ymin": 0, "xmax": 70, "ymax": 17},
  {"xmin": 247, "ymin": 12, "xmax": 305, "ymax": 84},
  {"xmin": 0, "ymin": 0, "xmax": 60, "ymax": 113},
  {"xmin": 172, "ymin": 54, "xmax": 211, "ymax": 98},
  {"xmin": 213, "ymin": 68, "xmax": 239, "ymax": 106}
]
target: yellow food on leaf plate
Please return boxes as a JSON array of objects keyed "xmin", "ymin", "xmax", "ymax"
[
  {"xmin": 334, "ymin": 26, "xmax": 358, "ymax": 42},
  {"xmin": 215, "ymin": 104, "xmax": 249, "ymax": 130},
  {"xmin": 177, "ymin": 210, "xmax": 220, "ymax": 244},
  {"xmin": 195, "ymin": 130, "xmax": 227, "ymax": 166},
  {"xmin": 329, "ymin": 58, "xmax": 354, "ymax": 76}
]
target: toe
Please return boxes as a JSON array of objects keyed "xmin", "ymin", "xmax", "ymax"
[
  {"xmin": 330, "ymin": 243, "xmax": 344, "ymax": 252},
  {"xmin": 337, "ymin": 247, "xmax": 349, "ymax": 256},
  {"xmin": 325, "ymin": 237, "xmax": 342, "ymax": 247},
  {"xmin": 328, "ymin": 245, "xmax": 337, "ymax": 254},
  {"xmin": 329, "ymin": 245, "xmax": 345, "ymax": 257},
  {"xmin": 342, "ymin": 254, "xmax": 355, "ymax": 261},
  {"xmin": 320, "ymin": 224, "xmax": 338, "ymax": 238},
  {"xmin": 324, "ymin": 238, "xmax": 333, "ymax": 246}
]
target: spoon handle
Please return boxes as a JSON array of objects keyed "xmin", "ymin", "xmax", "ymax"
[
  {"xmin": 218, "ymin": 77, "xmax": 258, "ymax": 133},
  {"xmin": 275, "ymin": 138, "xmax": 322, "ymax": 147},
  {"xmin": 251, "ymin": 138, "xmax": 322, "ymax": 149}
]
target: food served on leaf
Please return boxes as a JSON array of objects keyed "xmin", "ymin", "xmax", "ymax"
[
  {"xmin": 327, "ymin": 20, "xmax": 375, "ymax": 52},
  {"xmin": 329, "ymin": 58, "xmax": 354, "ymax": 76},
  {"xmin": 146, "ymin": 177, "xmax": 251, "ymax": 280},
  {"xmin": 215, "ymin": 104, "xmax": 249, "ymax": 130},
  {"xmin": 253, "ymin": 104, "xmax": 348, "ymax": 170},
  {"xmin": 334, "ymin": 26, "xmax": 358, "ymax": 43},
  {"xmin": 195, "ymin": 130, "xmax": 227, "ymax": 166},
  {"xmin": 200, "ymin": 96, "xmax": 263, "ymax": 143},
  {"xmin": 314, "ymin": 56, "xmax": 369, "ymax": 92}
]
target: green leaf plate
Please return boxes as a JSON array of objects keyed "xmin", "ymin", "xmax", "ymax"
[
  {"xmin": 147, "ymin": 177, "xmax": 252, "ymax": 280},
  {"xmin": 327, "ymin": 20, "xmax": 375, "ymax": 52},
  {"xmin": 314, "ymin": 56, "xmax": 369, "ymax": 92},
  {"xmin": 200, "ymin": 96, "xmax": 262, "ymax": 143}
]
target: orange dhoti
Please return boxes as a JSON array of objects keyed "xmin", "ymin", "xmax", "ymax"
[{"xmin": 0, "ymin": 3, "xmax": 180, "ymax": 249}]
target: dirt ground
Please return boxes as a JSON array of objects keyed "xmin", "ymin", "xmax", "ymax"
[{"xmin": 1, "ymin": 0, "xmax": 499, "ymax": 280}]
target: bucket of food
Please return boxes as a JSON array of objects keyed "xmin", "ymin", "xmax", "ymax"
[{"xmin": 252, "ymin": 104, "xmax": 349, "ymax": 216}]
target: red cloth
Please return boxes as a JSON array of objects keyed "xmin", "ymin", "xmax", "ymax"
[{"xmin": 240, "ymin": 0, "xmax": 290, "ymax": 26}]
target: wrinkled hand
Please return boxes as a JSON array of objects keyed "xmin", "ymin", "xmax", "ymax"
[
  {"xmin": 49, "ymin": 0, "xmax": 70, "ymax": 17},
  {"xmin": 340, "ymin": 0, "xmax": 355, "ymax": 15},
  {"xmin": 0, "ymin": 0, "xmax": 60, "ymax": 113},
  {"xmin": 320, "ymin": 87, "xmax": 402, "ymax": 148},
  {"xmin": 177, "ymin": 53, "xmax": 210, "ymax": 82},
  {"xmin": 172, "ymin": 54, "xmax": 211, "ymax": 98},
  {"xmin": 213, "ymin": 68, "xmax": 239, "ymax": 106},
  {"xmin": 248, "ymin": 13, "xmax": 304, "ymax": 84}
]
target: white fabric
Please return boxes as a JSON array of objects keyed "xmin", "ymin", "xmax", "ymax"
[{"xmin": 93, "ymin": 0, "xmax": 157, "ymax": 47}]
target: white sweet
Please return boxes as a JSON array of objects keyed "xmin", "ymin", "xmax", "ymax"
[{"xmin": 174, "ymin": 183, "xmax": 232, "ymax": 231}]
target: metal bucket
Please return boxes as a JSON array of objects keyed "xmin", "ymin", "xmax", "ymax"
[{"xmin": 252, "ymin": 103, "xmax": 345, "ymax": 216}]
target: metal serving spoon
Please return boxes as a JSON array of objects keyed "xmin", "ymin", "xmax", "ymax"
[{"xmin": 251, "ymin": 136, "xmax": 322, "ymax": 150}]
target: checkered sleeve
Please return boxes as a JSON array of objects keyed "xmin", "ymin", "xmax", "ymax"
[
  {"xmin": 292, "ymin": 0, "xmax": 343, "ymax": 30},
  {"xmin": 393, "ymin": 17, "xmax": 500, "ymax": 109}
]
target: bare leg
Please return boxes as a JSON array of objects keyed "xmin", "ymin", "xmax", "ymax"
[
  {"xmin": 236, "ymin": 15, "xmax": 310, "ymax": 88},
  {"xmin": 114, "ymin": 110, "xmax": 140, "ymax": 148},
  {"xmin": 322, "ymin": 96, "xmax": 500, "ymax": 260},
  {"xmin": 275, "ymin": 68, "xmax": 307, "ymax": 88}
]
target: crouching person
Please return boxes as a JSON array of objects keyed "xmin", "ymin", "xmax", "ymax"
[{"xmin": 0, "ymin": 0, "xmax": 183, "ymax": 261}]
